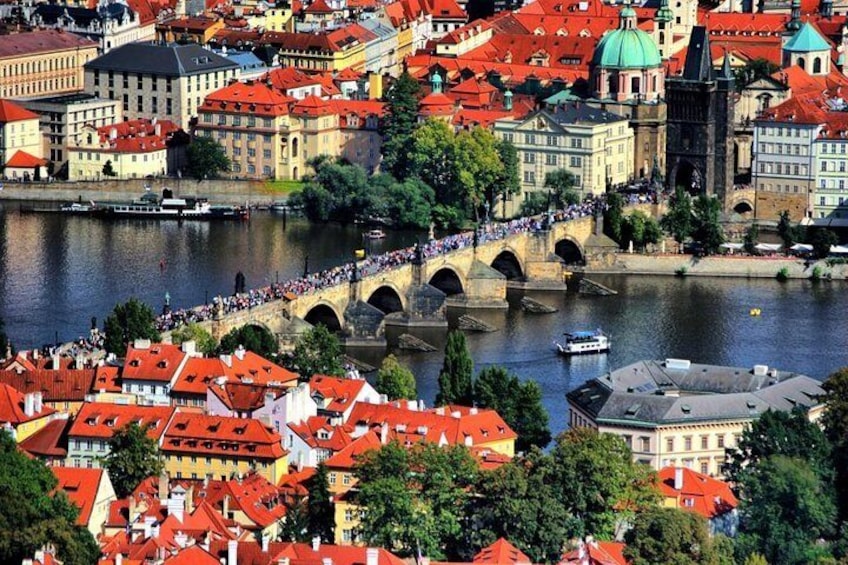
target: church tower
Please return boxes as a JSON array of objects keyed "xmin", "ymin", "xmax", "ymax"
[{"xmin": 655, "ymin": 0, "xmax": 674, "ymax": 60}]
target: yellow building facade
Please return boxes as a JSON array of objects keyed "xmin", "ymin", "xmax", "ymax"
[{"xmin": 162, "ymin": 452, "xmax": 288, "ymax": 485}]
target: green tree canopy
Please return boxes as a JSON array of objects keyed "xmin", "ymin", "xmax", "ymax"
[
  {"xmin": 692, "ymin": 195, "xmax": 725, "ymax": 254},
  {"xmin": 604, "ymin": 193, "xmax": 625, "ymax": 242},
  {"xmin": 743, "ymin": 223, "xmax": 759, "ymax": 254},
  {"xmin": 380, "ymin": 72, "xmax": 421, "ymax": 178},
  {"xmin": 103, "ymin": 298, "xmax": 161, "ymax": 355},
  {"xmin": 620, "ymin": 210, "xmax": 661, "ymax": 251},
  {"xmin": 101, "ymin": 159, "xmax": 116, "ymax": 177},
  {"xmin": 736, "ymin": 455, "xmax": 837, "ymax": 565},
  {"xmin": 0, "ymin": 432, "xmax": 99, "ymax": 565},
  {"xmin": 355, "ymin": 441, "xmax": 478, "ymax": 560},
  {"xmin": 217, "ymin": 324, "xmax": 278, "ymax": 358},
  {"xmin": 290, "ymin": 325, "xmax": 344, "ymax": 380},
  {"xmin": 492, "ymin": 139, "xmax": 520, "ymax": 217},
  {"xmin": 436, "ymin": 330, "xmax": 474, "ymax": 406},
  {"xmin": 279, "ymin": 494, "xmax": 309, "ymax": 542},
  {"xmin": 734, "ymin": 58, "xmax": 780, "ymax": 90},
  {"xmin": 661, "ymin": 185, "xmax": 693, "ymax": 245},
  {"xmin": 101, "ymin": 422, "xmax": 164, "ymax": 498},
  {"xmin": 186, "ymin": 135, "xmax": 231, "ymax": 180},
  {"xmin": 777, "ymin": 210, "xmax": 804, "ymax": 250},
  {"xmin": 821, "ymin": 367, "xmax": 848, "ymax": 519},
  {"xmin": 550, "ymin": 428, "xmax": 659, "ymax": 539},
  {"xmin": 169, "ymin": 322, "xmax": 216, "ymax": 356},
  {"xmin": 473, "ymin": 366, "xmax": 551, "ymax": 452},
  {"xmin": 307, "ymin": 463, "xmax": 335, "ymax": 543},
  {"xmin": 624, "ymin": 507, "xmax": 723, "ymax": 565},
  {"xmin": 810, "ymin": 228, "xmax": 839, "ymax": 259},
  {"xmin": 294, "ymin": 157, "xmax": 373, "ymax": 224},
  {"xmin": 544, "ymin": 169, "xmax": 580, "ymax": 209},
  {"xmin": 375, "ymin": 354, "xmax": 417, "ymax": 401}
]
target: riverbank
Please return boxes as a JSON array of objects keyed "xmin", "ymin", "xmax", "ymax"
[
  {"xmin": 0, "ymin": 178, "xmax": 292, "ymax": 206},
  {"xmin": 586, "ymin": 253, "xmax": 848, "ymax": 279}
]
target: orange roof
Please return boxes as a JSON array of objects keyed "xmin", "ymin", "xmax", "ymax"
[
  {"xmin": 439, "ymin": 19, "xmax": 492, "ymax": 45},
  {"xmin": 162, "ymin": 413, "xmax": 286, "ymax": 460},
  {"xmin": 0, "ymin": 366, "xmax": 95, "ymax": 402},
  {"xmin": 473, "ymin": 538, "xmax": 531, "ymax": 564},
  {"xmin": 423, "ymin": 0, "xmax": 466, "ymax": 19},
  {"xmin": 0, "ymin": 383, "xmax": 55, "ymax": 426},
  {"xmin": 323, "ymin": 429, "xmax": 383, "ymax": 469},
  {"xmin": 289, "ymin": 415, "xmax": 355, "ymax": 451},
  {"xmin": 52, "ymin": 467, "xmax": 105, "ymax": 526},
  {"xmin": 775, "ymin": 64, "xmax": 848, "ymax": 97},
  {"xmin": 123, "ymin": 342, "xmax": 187, "ymax": 383},
  {"xmin": 657, "ymin": 467, "xmax": 738, "ymax": 520},
  {"xmin": 0, "ymin": 29, "xmax": 97, "ymax": 59},
  {"xmin": 170, "ymin": 357, "xmax": 226, "ymax": 396},
  {"xmin": 205, "ymin": 540, "xmax": 406, "ymax": 565},
  {"xmin": 19, "ymin": 418, "xmax": 69, "ymax": 458},
  {"xmin": 209, "ymin": 381, "xmax": 289, "ymax": 412},
  {"xmin": 330, "ymin": 99, "xmax": 385, "ymax": 129},
  {"xmin": 90, "ymin": 119, "xmax": 181, "ymax": 155},
  {"xmin": 305, "ymin": 0, "xmax": 334, "ymax": 13},
  {"xmin": 200, "ymin": 79, "xmax": 294, "ymax": 118},
  {"xmin": 5, "ymin": 150, "xmax": 46, "ymax": 168},
  {"xmin": 93, "ymin": 365, "xmax": 122, "ymax": 393},
  {"xmin": 757, "ymin": 94, "xmax": 828, "ymax": 124},
  {"xmin": 560, "ymin": 540, "xmax": 628, "ymax": 565},
  {"xmin": 265, "ymin": 67, "xmax": 324, "ymax": 91},
  {"xmin": 68, "ymin": 403, "xmax": 175, "ymax": 440},
  {"xmin": 221, "ymin": 349, "xmax": 297, "ymax": 387},
  {"xmin": 291, "ymin": 94, "xmax": 334, "ymax": 117},
  {"xmin": 0, "ymin": 99, "xmax": 38, "ymax": 122},
  {"xmin": 309, "ymin": 375, "xmax": 369, "ymax": 414},
  {"xmin": 335, "ymin": 67, "xmax": 362, "ymax": 82},
  {"xmin": 419, "ymin": 92, "xmax": 456, "ymax": 116},
  {"xmin": 162, "ymin": 545, "xmax": 221, "ymax": 565},
  {"xmin": 405, "ymin": 54, "xmax": 586, "ymax": 88},
  {"xmin": 196, "ymin": 472, "xmax": 286, "ymax": 528}
]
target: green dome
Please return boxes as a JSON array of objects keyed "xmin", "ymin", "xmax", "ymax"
[{"xmin": 591, "ymin": 28, "xmax": 662, "ymax": 69}]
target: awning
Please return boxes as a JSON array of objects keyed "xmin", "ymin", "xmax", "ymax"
[
  {"xmin": 755, "ymin": 243, "xmax": 783, "ymax": 252},
  {"xmin": 720, "ymin": 243, "xmax": 744, "ymax": 250}
]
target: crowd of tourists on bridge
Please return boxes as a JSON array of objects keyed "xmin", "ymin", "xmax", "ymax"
[{"xmin": 155, "ymin": 199, "xmax": 601, "ymax": 332}]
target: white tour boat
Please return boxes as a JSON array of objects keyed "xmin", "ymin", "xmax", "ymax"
[{"xmin": 555, "ymin": 330, "xmax": 610, "ymax": 356}]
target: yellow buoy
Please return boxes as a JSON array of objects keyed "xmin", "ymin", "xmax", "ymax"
[{"xmin": 749, "ymin": 308, "xmax": 761, "ymax": 316}]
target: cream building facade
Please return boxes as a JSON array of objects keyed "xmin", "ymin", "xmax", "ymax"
[
  {"xmin": 0, "ymin": 100, "xmax": 46, "ymax": 168},
  {"xmin": 567, "ymin": 359, "xmax": 825, "ymax": 477}
]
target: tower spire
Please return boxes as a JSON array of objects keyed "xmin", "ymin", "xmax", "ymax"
[
  {"xmin": 619, "ymin": 0, "xmax": 637, "ymax": 30},
  {"xmin": 786, "ymin": 0, "xmax": 801, "ymax": 31}
]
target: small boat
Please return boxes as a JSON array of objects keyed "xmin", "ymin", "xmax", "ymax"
[
  {"xmin": 750, "ymin": 308, "xmax": 762, "ymax": 316},
  {"xmin": 365, "ymin": 228, "xmax": 386, "ymax": 240},
  {"xmin": 555, "ymin": 330, "xmax": 610, "ymax": 356},
  {"xmin": 270, "ymin": 201, "xmax": 288, "ymax": 212},
  {"xmin": 60, "ymin": 202, "xmax": 95, "ymax": 215}
]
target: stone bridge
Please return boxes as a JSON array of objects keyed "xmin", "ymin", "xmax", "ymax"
[{"xmin": 196, "ymin": 210, "xmax": 641, "ymax": 346}]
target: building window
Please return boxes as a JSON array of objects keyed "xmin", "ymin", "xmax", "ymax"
[
  {"xmin": 570, "ymin": 156, "xmax": 582, "ymax": 167},
  {"xmin": 717, "ymin": 435, "xmax": 725, "ymax": 448},
  {"xmin": 329, "ymin": 472, "xmax": 337, "ymax": 485},
  {"xmin": 684, "ymin": 436, "xmax": 692, "ymax": 451},
  {"xmin": 701, "ymin": 435, "xmax": 708, "ymax": 449},
  {"xmin": 640, "ymin": 437, "xmax": 650, "ymax": 451},
  {"xmin": 666, "ymin": 437, "xmax": 674, "ymax": 452}
]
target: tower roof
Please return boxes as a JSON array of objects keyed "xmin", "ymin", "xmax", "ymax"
[
  {"xmin": 681, "ymin": 26, "xmax": 714, "ymax": 82},
  {"xmin": 591, "ymin": 3, "xmax": 661, "ymax": 70},
  {"xmin": 783, "ymin": 22, "xmax": 831, "ymax": 53}
]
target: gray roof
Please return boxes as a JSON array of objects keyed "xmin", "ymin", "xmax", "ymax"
[
  {"xmin": 85, "ymin": 42, "xmax": 239, "ymax": 77},
  {"xmin": 546, "ymin": 104, "xmax": 627, "ymax": 125},
  {"xmin": 567, "ymin": 359, "xmax": 824, "ymax": 427}
]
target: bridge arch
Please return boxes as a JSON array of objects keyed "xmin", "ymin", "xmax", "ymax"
[
  {"xmin": 555, "ymin": 237, "xmax": 586, "ymax": 265},
  {"xmin": 429, "ymin": 267, "xmax": 464, "ymax": 296},
  {"xmin": 367, "ymin": 285, "xmax": 405, "ymax": 314},
  {"xmin": 491, "ymin": 249, "xmax": 524, "ymax": 280},
  {"xmin": 304, "ymin": 302, "xmax": 343, "ymax": 333},
  {"xmin": 733, "ymin": 200, "xmax": 754, "ymax": 216}
]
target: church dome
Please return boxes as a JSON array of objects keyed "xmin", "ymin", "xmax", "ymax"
[
  {"xmin": 591, "ymin": 1, "xmax": 661, "ymax": 70},
  {"xmin": 591, "ymin": 28, "xmax": 662, "ymax": 70}
]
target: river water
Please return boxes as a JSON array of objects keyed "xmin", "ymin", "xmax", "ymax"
[{"xmin": 2, "ymin": 205, "xmax": 846, "ymax": 434}]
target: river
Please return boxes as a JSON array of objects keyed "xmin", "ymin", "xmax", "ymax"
[{"xmin": 2, "ymin": 204, "xmax": 846, "ymax": 435}]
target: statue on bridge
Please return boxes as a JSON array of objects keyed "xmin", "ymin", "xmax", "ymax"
[{"xmin": 234, "ymin": 271, "xmax": 246, "ymax": 295}]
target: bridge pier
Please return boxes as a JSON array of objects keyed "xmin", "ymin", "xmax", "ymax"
[
  {"xmin": 517, "ymin": 230, "xmax": 569, "ymax": 291},
  {"xmin": 343, "ymin": 300, "xmax": 387, "ymax": 347},
  {"xmin": 447, "ymin": 260, "xmax": 508, "ymax": 309},
  {"xmin": 385, "ymin": 283, "xmax": 448, "ymax": 328}
]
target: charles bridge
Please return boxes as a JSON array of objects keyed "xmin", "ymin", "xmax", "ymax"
[{"xmin": 191, "ymin": 206, "xmax": 658, "ymax": 347}]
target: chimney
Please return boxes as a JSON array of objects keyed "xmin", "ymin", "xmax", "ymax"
[
  {"xmin": 312, "ymin": 536, "xmax": 321, "ymax": 552},
  {"xmin": 167, "ymin": 496, "xmax": 184, "ymax": 523},
  {"xmin": 75, "ymin": 354, "xmax": 84, "ymax": 369},
  {"xmin": 158, "ymin": 471, "xmax": 168, "ymax": 501},
  {"xmin": 228, "ymin": 539, "xmax": 238, "ymax": 565},
  {"xmin": 185, "ymin": 485, "xmax": 194, "ymax": 513},
  {"xmin": 52, "ymin": 354, "xmax": 61, "ymax": 370},
  {"xmin": 116, "ymin": 554, "xmax": 123, "ymax": 565},
  {"xmin": 264, "ymin": 391, "xmax": 276, "ymax": 407},
  {"xmin": 151, "ymin": 523, "xmax": 160, "ymax": 539},
  {"xmin": 234, "ymin": 346, "xmax": 246, "ymax": 361},
  {"xmin": 380, "ymin": 422, "xmax": 388, "ymax": 444},
  {"xmin": 674, "ymin": 467, "xmax": 684, "ymax": 491},
  {"xmin": 174, "ymin": 531, "xmax": 189, "ymax": 548},
  {"xmin": 366, "ymin": 547, "xmax": 379, "ymax": 565},
  {"xmin": 322, "ymin": 558, "xmax": 333, "ymax": 565},
  {"xmin": 181, "ymin": 340, "xmax": 196, "ymax": 356},
  {"xmin": 134, "ymin": 338, "xmax": 151, "ymax": 350},
  {"xmin": 222, "ymin": 494, "xmax": 230, "ymax": 518},
  {"xmin": 262, "ymin": 533, "xmax": 270, "ymax": 553},
  {"xmin": 279, "ymin": 558, "xmax": 291, "ymax": 565},
  {"xmin": 24, "ymin": 393, "xmax": 35, "ymax": 417},
  {"xmin": 220, "ymin": 354, "xmax": 233, "ymax": 368},
  {"xmin": 33, "ymin": 391, "xmax": 43, "ymax": 414}
]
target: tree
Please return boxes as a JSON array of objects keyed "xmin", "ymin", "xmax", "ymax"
[
  {"xmin": 186, "ymin": 135, "xmax": 231, "ymax": 180},
  {"xmin": 380, "ymin": 72, "xmax": 421, "ymax": 178},
  {"xmin": 620, "ymin": 210, "xmax": 661, "ymax": 251},
  {"xmin": 604, "ymin": 193, "xmax": 625, "ymax": 242},
  {"xmin": 777, "ymin": 210, "xmax": 804, "ymax": 251},
  {"xmin": 436, "ymin": 330, "xmax": 474, "ymax": 406},
  {"xmin": 742, "ymin": 554, "xmax": 769, "ymax": 565},
  {"xmin": 217, "ymin": 324, "xmax": 277, "ymax": 358},
  {"xmin": 810, "ymin": 228, "xmax": 839, "ymax": 259},
  {"xmin": 454, "ymin": 126, "xmax": 505, "ymax": 221},
  {"xmin": 290, "ymin": 325, "xmax": 344, "ymax": 380},
  {"xmin": 821, "ymin": 368, "xmax": 848, "ymax": 519},
  {"xmin": 170, "ymin": 322, "xmax": 216, "ymax": 356},
  {"xmin": 473, "ymin": 366, "xmax": 551, "ymax": 452},
  {"xmin": 101, "ymin": 422, "xmax": 164, "ymax": 498},
  {"xmin": 692, "ymin": 195, "xmax": 725, "ymax": 254},
  {"xmin": 724, "ymin": 408, "xmax": 833, "ymax": 486},
  {"xmin": 103, "ymin": 298, "xmax": 160, "ymax": 355},
  {"xmin": 734, "ymin": 58, "xmax": 780, "ymax": 90},
  {"xmin": 294, "ymin": 158, "xmax": 374, "ymax": 224},
  {"xmin": 519, "ymin": 192, "xmax": 549, "ymax": 217},
  {"xmin": 661, "ymin": 185, "xmax": 693, "ymax": 247},
  {"xmin": 375, "ymin": 354, "xmax": 417, "ymax": 401},
  {"xmin": 735, "ymin": 455, "xmax": 837, "ymax": 565},
  {"xmin": 355, "ymin": 441, "xmax": 478, "ymax": 560},
  {"xmin": 102, "ymin": 159, "xmax": 117, "ymax": 177},
  {"xmin": 307, "ymin": 463, "xmax": 335, "ymax": 543},
  {"xmin": 550, "ymin": 428, "xmax": 659, "ymax": 539},
  {"xmin": 0, "ymin": 432, "xmax": 100, "ymax": 565},
  {"xmin": 279, "ymin": 495, "xmax": 310, "ymax": 542},
  {"xmin": 624, "ymin": 507, "xmax": 721, "ymax": 565},
  {"xmin": 743, "ymin": 223, "xmax": 759, "ymax": 254},
  {"xmin": 380, "ymin": 175, "xmax": 434, "ymax": 229},
  {"xmin": 544, "ymin": 169, "xmax": 580, "ymax": 209},
  {"xmin": 492, "ymin": 139, "xmax": 520, "ymax": 217}
]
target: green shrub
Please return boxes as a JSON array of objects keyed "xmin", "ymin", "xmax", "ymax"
[
  {"xmin": 776, "ymin": 267, "xmax": 790, "ymax": 281},
  {"xmin": 675, "ymin": 266, "xmax": 688, "ymax": 277},
  {"xmin": 810, "ymin": 265, "xmax": 823, "ymax": 281}
]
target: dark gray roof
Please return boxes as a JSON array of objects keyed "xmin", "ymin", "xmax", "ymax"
[
  {"xmin": 546, "ymin": 103, "xmax": 627, "ymax": 125},
  {"xmin": 85, "ymin": 42, "xmax": 239, "ymax": 77},
  {"xmin": 567, "ymin": 359, "xmax": 824, "ymax": 426},
  {"xmin": 681, "ymin": 26, "xmax": 714, "ymax": 82}
]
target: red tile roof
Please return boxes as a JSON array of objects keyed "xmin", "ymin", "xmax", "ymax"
[
  {"xmin": 419, "ymin": 92, "xmax": 456, "ymax": 116},
  {"xmin": 757, "ymin": 94, "xmax": 828, "ymax": 124},
  {"xmin": 405, "ymin": 54, "xmax": 586, "ymax": 87},
  {"xmin": 0, "ymin": 29, "xmax": 97, "ymax": 59},
  {"xmin": 158, "ymin": 16, "xmax": 221, "ymax": 32},
  {"xmin": 0, "ymin": 383, "xmax": 56, "ymax": 425},
  {"xmin": 200, "ymin": 79, "xmax": 294, "ymax": 118},
  {"xmin": 195, "ymin": 472, "xmax": 286, "ymax": 528},
  {"xmin": 68, "ymin": 403, "xmax": 175, "ymax": 440},
  {"xmin": 162, "ymin": 545, "xmax": 221, "ymax": 565},
  {"xmin": 208, "ymin": 540, "xmax": 407, "ymax": 565},
  {"xmin": 657, "ymin": 466, "xmax": 738, "ymax": 520},
  {"xmin": 289, "ymin": 415, "xmax": 355, "ymax": 451},
  {"xmin": 162, "ymin": 413, "xmax": 287, "ymax": 460},
  {"xmin": 170, "ymin": 357, "xmax": 227, "ymax": 397},
  {"xmin": 0, "ymin": 99, "xmax": 39, "ymax": 122},
  {"xmin": 221, "ymin": 350, "xmax": 297, "ymax": 388},
  {"xmin": 305, "ymin": 0, "xmax": 334, "ymax": 14},
  {"xmin": 309, "ymin": 375, "xmax": 369, "ymax": 414},
  {"xmin": 90, "ymin": 119, "xmax": 181, "ymax": 155},
  {"xmin": 126, "ymin": 0, "xmax": 157, "ymax": 25},
  {"xmin": 123, "ymin": 342, "xmax": 187, "ymax": 383},
  {"xmin": 93, "ymin": 365, "xmax": 122, "ymax": 393},
  {"xmin": 439, "ymin": 19, "xmax": 492, "ymax": 46},
  {"xmin": 0, "ymin": 367, "xmax": 96, "ymax": 402},
  {"xmin": 423, "ymin": 0, "xmax": 466, "ymax": 19},
  {"xmin": 323, "ymin": 429, "xmax": 383, "ymax": 470},
  {"xmin": 52, "ymin": 466, "xmax": 106, "ymax": 526},
  {"xmin": 209, "ymin": 381, "xmax": 288, "ymax": 412},
  {"xmin": 19, "ymin": 418, "xmax": 69, "ymax": 458},
  {"xmin": 330, "ymin": 99, "xmax": 385, "ymax": 129},
  {"xmin": 560, "ymin": 540, "xmax": 628, "ymax": 565},
  {"xmin": 265, "ymin": 67, "xmax": 324, "ymax": 91},
  {"xmin": 473, "ymin": 538, "xmax": 531, "ymax": 564},
  {"xmin": 5, "ymin": 150, "xmax": 47, "ymax": 168}
]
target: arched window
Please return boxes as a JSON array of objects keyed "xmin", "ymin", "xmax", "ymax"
[
  {"xmin": 631, "ymin": 76, "xmax": 641, "ymax": 94},
  {"xmin": 659, "ymin": 31, "xmax": 665, "ymax": 45},
  {"xmin": 608, "ymin": 74, "xmax": 617, "ymax": 94},
  {"xmin": 292, "ymin": 137, "xmax": 299, "ymax": 158},
  {"xmin": 797, "ymin": 57, "xmax": 805, "ymax": 70},
  {"xmin": 813, "ymin": 57, "xmax": 822, "ymax": 74}
]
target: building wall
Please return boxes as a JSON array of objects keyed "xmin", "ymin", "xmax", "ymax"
[
  {"xmin": 334, "ymin": 498, "xmax": 361, "ymax": 545},
  {"xmin": 0, "ymin": 44, "xmax": 99, "ymax": 99},
  {"xmin": 68, "ymin": 146, "xmax": 169, "ymax": 180},
  {"xmin": 196, "ymin": 111, "xmax": 288, "ymax": 179},
  {"xmin": 67, "ymin": 435, "xmax": 110, "ymax": 467},
  {"xmin": 811, "ymin": 137, "xmax": 848, "ymax": 223},
  {"xmin": 87, "ymin": 472, "xmax": 117, "ymax": 537},
  {"xmin": 162, "ymin": 452, "xmax": 288, "ymax": 483},
  {"xmin": 0, "ymin": 117, "xmax": 44, "ymax": 165},
  {"xmin": 752, "ymin": 120, "xmax": 818, "ymax": 220},
  {"xmin": 13, "ymin": 415, "xmax": 53, "ymax": 443}
]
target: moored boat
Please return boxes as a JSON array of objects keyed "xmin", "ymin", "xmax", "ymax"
[
  {"xmin": 94, "ymin": 189, "xmax": 246, "ymax": 220},
  {"xmin": 555, "ymin": 329, "xmax": 610, "ymax": 356},
  {"xmin": 365, "ymin": 228, "xmax": 386, "ymax": 240}
]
